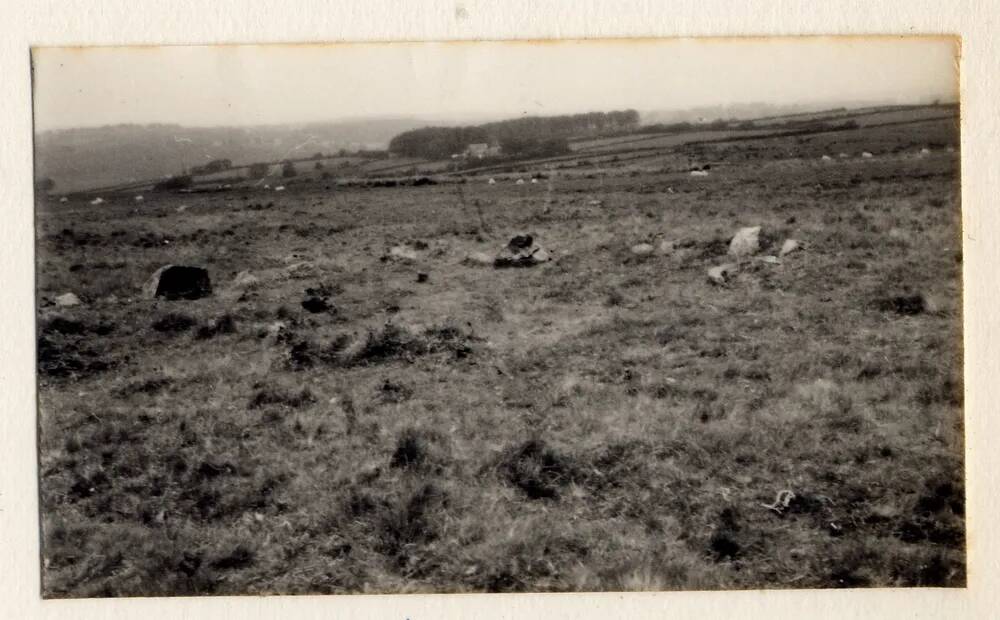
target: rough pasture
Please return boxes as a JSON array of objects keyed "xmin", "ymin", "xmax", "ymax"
[{"xmin": 35, "ymin": 117, "xmax": 963, "ymax": 596}]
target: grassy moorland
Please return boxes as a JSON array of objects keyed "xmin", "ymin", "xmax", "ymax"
[{"xmin": 35, "ymin": 115, "xmax": 963, "ymax": 596}]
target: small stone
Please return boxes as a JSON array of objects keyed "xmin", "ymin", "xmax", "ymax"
[
  {"xmin": 729, "ymin": 226, "xmax": 761, "ymax": 259},
  {"xmin": 55, "ymin": 292, "xmax": 81, "ymax": 307},
  {"xmin": 779, "ymin": 239, "xmax": 801, "ymax": 257},
  {"xmin": 387, "ymin": 245, "xmax": 419, "ymax": 261},
  {"xmin": 630, "ymin": 243, "xmax": 655, "ymax": 256},
  {"xmin": 707, "ymin": 263, "xmax": 737, "ymax": 286},
  {"xmin": 231, "ymin": 271, "xmax": 260, "ymax": 289}
]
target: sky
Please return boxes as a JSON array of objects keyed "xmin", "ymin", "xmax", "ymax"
[{"xmin": 31, "ymin": 37, "xmax": 959, "ymax": 132}]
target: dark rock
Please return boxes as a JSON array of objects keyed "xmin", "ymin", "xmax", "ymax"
[
  {"xmin": 494, "ymin": 235, "xmax": 551, "ymax": 268},
  {"xmin": 143, "ymin": 265, "xmax": 212, "ymax": 300},
  {"xmin": 507, "ymin": 234, "xmax": 534, "ymax": 251}
]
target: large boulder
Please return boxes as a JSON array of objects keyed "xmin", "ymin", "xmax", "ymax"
[
  {"xmin": 143, "ymin": 265, "xmax": 212, "ymax": 300},
  {"xmin": 728, "ymin": 226, "xmax": 761, "ymax": 259}
]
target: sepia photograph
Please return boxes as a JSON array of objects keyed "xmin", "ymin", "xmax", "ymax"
[{"xmin": 32, "ymin": 37, "xmax": 964, "ymax": 598}]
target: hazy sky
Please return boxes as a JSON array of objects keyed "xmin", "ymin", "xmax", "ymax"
[{"xmin": 32, "ymin": 37, "xmax": 958, "ymax": 132}]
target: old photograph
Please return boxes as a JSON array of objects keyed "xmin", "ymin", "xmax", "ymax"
[{"xmin": 32, "ymin": 38, "xmax": 964, "ymax": 597}]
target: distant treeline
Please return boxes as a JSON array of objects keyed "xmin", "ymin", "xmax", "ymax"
[{"xmin": 389, "ymin": 110, "xmax": 641, "ymax": 159}]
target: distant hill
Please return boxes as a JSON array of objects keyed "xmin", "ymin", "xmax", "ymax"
[
  {"xmin": 33, "ymin": 118, "xmax": 430, "ymax": 193},
  {"xmin": 639, "ymin": 101, "xmax": 909, "ymax": 126}
]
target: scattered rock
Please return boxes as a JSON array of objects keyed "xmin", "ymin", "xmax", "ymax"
[
  {"xmin": 707, "ymin": 263, "xmax": 737, "ymax": 285},
  {"xmin": 274, "ymin": 185, "xmax": 286, "ymax": 192},
  {"xmin": 387, "ymin": 245, "xmax": 419, "ymax": 262},
  {"xmin": 690, "ymin": 170, "xmax": 709, "ymax": 177},
  {"xmin": 494, "ymin": 235, "xmax": 551, "ymax": 268},
  {"xmin": 588, "ymin": 199, "xmax": 603, "ymax": 206},
  {"xmin": 861, "ymin": 151, "xmax": 874, "ymax": 159},
  {"xmin": 515, "ymin": 179, "xmax": 525, "ymax": 185},
  {"xmin": 488, "ymin": 178, "xmax": 496, "ymax": 185},
  {"xmin": 821, "ymin": 155, "xmax": 833, "ymax": 161},
  {"xmin": 143, "ymin": 265, "xmax": 212, "ymax": 300},
  {"xmin": 55, "ymin": 292, "xmax": 82, "ymax": 307},
  {"xmin": 531, "ymin": 178, "xmax": 538, "ymax": 184},
  {"xmin": 920, "ymin": 147, "xmax": 932, "ymax": 155},
  {"xmin": 507, "ymin": 235, "xmax": 533, "ymax": 250},
  {"xmin": 630, "ymin": 243, "xmax": 655, "ymax": 256},
  {"xmin": 134, "ymin": 195, "xmax": 144, "ymax": 202},
  {"xmin": 231, "ymin": 270, "xmax": 260, "ymax": 290},
  {"xmin": 758, "ymin": 255, "xmax": 781, "ymax": 265},
  {"xmin": 839, "ymin": 152, "xmax": 849, "ymax": 158},
  {"xmin": 658, "ymin": 240, "xmax": 675, "ymax": 255},
  {"xmin": 728, "ymin": 226, "xmax": 761, "ymax": 259},
  {"xmin": 176, "ymin": 204, "xmax": 189, "ymax": 213},
  {"xmin": 779, "ymin": 239, "xmax": 801, "ymax": 257},
  {"xmin": 90, "ymin": 197, "xmax": 104, "ymax": 205},
  {"xmin": 59, "ymin": 196, "xmax": 68, "ymax": 203}
]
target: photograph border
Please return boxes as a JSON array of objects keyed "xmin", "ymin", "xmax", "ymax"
[{"xmin": 3, "ymin": 1, "xmax": 996, "ymax": 618}]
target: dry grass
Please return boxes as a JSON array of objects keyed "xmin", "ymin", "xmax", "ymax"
[{"xmin": 35, "ymin": 117, "xmax": 964, "ymax": 596}]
